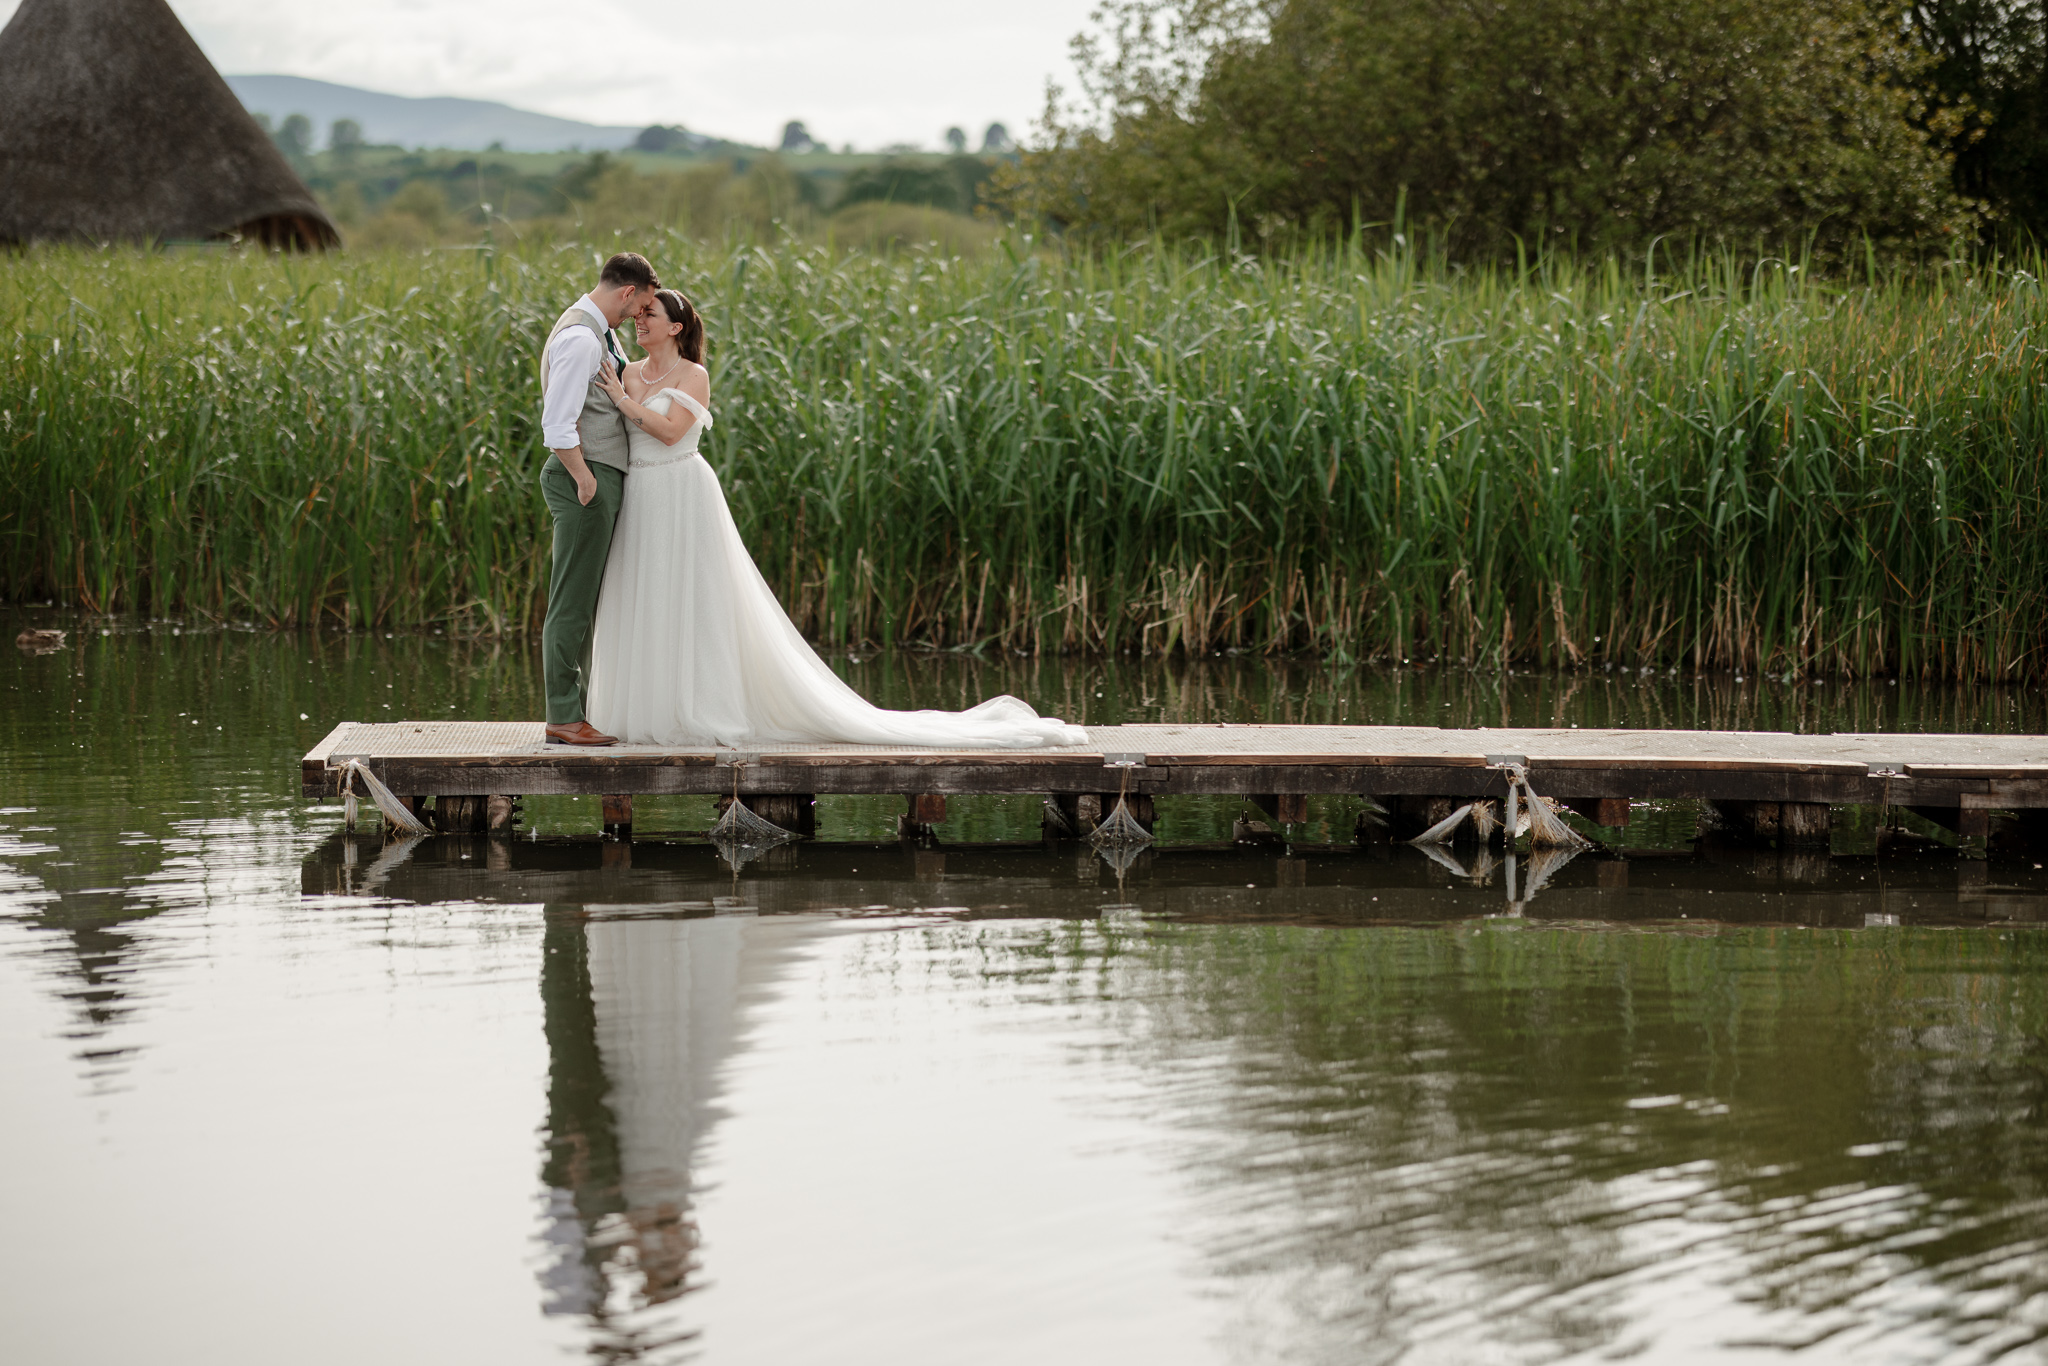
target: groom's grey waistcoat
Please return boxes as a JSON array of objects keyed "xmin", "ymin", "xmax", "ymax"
[{"xmin": 542, "ymin": 306, "xmax": 632, "ymax": 473}]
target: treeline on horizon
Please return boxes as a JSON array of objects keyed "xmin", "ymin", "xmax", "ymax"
[
  {"xmin": 249, "ymin": 2, "xmax": 2048, "ymax": 261},
  {"xmin": 251, "ymin": 107, "xmax": 1018, "ymax": 254},
  {"xmin": 993, "ymin": 0, "xmax": 2048, "ymax": 257},
  {"xmin": 3, "ymin": 237, "xmax": 2043, "ymax": 681}
]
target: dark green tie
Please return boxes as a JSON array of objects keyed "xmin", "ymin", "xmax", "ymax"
[{"xmin": 602, "ymin": 327, "xmax": 625, "ymax": 376}]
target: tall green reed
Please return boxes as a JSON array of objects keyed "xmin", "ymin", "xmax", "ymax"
[{"xmin": 3, "ymin": 233, "xmax": 2043, "ymax": 678}]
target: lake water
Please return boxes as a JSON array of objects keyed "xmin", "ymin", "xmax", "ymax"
[{"xmin": 6, "ymin": 610, "xmax": 2048, "ymax": 1365}]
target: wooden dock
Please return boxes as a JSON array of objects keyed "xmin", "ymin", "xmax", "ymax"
[{"xmin": 303, "ymin": 721, "xmax": 2048, "ymax": 848}]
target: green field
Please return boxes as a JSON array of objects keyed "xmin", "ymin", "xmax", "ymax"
[
  {"xmin": 297, "ymin": 145, "xmax": 1001, "ymax": 246},
  {"xmin": 4, "ymin": 234, "xmax": 2044, "ymax": 679}
]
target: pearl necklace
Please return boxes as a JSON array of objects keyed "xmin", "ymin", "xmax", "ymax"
[{"xmin": 637, "ymin": 353, "xmax": 682, "ymax": 390}]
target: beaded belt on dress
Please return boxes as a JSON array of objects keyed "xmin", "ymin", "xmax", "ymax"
[{"xmin": 629, "ymin": 449, "xmax": 701, "ymax": 468}]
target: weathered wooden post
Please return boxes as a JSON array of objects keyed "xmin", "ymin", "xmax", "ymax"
[
  {"xmin": 901, "ymin": 793, "xmax": 948, "ymax": 840},
  {"xmin": 1052, "ymin": 793, "xmax": 1103, "ymax": 836},
  {"xmin": 1251, "ymin": 794, "xmax": 1309, "ymax": 825},
  {"xmin": 487, "ymin": 795, "xmax": 520, "ymax": 833},
  {"xmin": 602, "ymin": 795, "xmax": 633, "ymax": 839},
  {"xmin": 1561, "ymin": 797, "xmax": 1631, "ymax": 828},
  {"xmin": 754, "ymin": 794, "xmax": 815, "ymax": 836},
  {"xmin": 1779, "ymin": 802, "xmax": 1832, "ymax": 850},
  {"xmin": 392, "ymin": 794, "xmax": 426, "ymax": 833},
  {"xmin": 437, "ymin": 795, "xmax": 489, "ymax": 834},
  {"xmin": 1708, "ymin": 800, "xmax": 1831, "ymax": 851}
]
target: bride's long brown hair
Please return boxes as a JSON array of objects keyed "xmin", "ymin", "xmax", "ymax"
[{"xmin": 652, "ymin": 288, "xmax": 704, "ymax": 364}]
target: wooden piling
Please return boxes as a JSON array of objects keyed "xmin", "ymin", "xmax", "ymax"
[
  {"xmin": 1780, "ymin": 802, "xmax": 1832, "ymax": 849},
  {"xmin": 602, "ymin": 794, "xmax": 633, "ymax": 839},
  {"xmin": 436, "ymin": 794, "xmax": 489, "ymax": 834},
  {"xmin": 1252, "ymin": 794, "xmax": 1309, "ymax": 824},
  {"xmin": 1561, "ymin": 797, "xmax": 1631, "ymax": 828},
  {"xmin": 900, "ymin": 792, "xmax": 948, "ymax": 839},
  {"xmin": 486, "ymin": 794, "xmax": 519, "ymax": 833},
  {"xmin": 394, "ymin": 794, "xmax": 426, "ymax": 833},
  {"xmin": 1709, "ymin": 800, "xmax": 1831, "ymax": 850},
  {"xmin": 1053, "ymin": 792, "xmax": 1102, "ymax": 836}
]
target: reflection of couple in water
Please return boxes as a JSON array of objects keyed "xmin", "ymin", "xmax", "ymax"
[
  {"xmin": 536, "ymin": 910, "xmax": 830, "ymax": 1346},
  {"xmin": 535, "ymin": 252, "xmax": 1088, "ymax": 753}
]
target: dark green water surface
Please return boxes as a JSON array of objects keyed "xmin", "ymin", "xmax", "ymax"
[{"xmin": 5, "ymin": 609, "xmax": 2048, "ymax": 1365}]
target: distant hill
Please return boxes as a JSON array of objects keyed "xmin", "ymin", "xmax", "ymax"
[{"xmin": 225, "ymin": 75, "xmax": 654, "ymax": 153}]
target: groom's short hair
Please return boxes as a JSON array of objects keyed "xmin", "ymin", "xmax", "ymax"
[{"xmin": 599, "ymin": 252, "xmax": 659, "ymax": 292}]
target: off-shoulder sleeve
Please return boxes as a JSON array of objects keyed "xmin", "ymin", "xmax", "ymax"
[{"xmin": 661, "ymin": 389, "xmax": 713, "ymax": 429}]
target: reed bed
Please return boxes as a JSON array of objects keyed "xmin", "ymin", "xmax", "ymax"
[{"xmin": 3, "ymin": 234, "xmax": 2044, "ymax": 678}]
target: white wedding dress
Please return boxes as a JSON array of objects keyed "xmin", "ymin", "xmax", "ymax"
[{"xmin": 586, "ymin": 389, "xmax": 1088, "ymax": 748}]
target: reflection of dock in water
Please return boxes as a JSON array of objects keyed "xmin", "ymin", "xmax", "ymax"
[
  {"xmin": 291, "ymin": 835, "xmax": 2048, "ymax": 1360},
  {"xmin": 302, "ymin": 833, "xmax": 2048, "ymax": 929},
  {"xmin": 537, "ymin": 901, "xmax": 836, "ymax": 1356}
]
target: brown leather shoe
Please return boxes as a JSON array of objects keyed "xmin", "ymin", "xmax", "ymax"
[{"xmin": 545, "ymin": 721, "xmax": 619, "ymax": 747}]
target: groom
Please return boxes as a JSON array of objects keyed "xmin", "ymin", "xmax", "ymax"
[{"xmin": 538, "ymin": 251, "xmax": 660, "ymax": 746}]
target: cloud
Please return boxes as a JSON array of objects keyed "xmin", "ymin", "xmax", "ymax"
[{"xmin": 0, "ymin": 0, "xmax": 1091, "ymax": 147}]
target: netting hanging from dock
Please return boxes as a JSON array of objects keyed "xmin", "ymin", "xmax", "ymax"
[
  {"xmin": 1506, "ymin": 765, "xmax": 1593, "ymax": 851},
  {"xmin": 1409, "ymin": 803, "xmax": 1476, "ymax": 846},
  {"xmin": 712, "ymin": 796, "xmax": 800, "ymax": 847},
  {"xmin": 1089, "ymin": 767, "xmax": 1154, "ymax": 852},
  {"xmin": 1401, "ymin": 769, "xmax": 1591, "ymax": 851},
  {"xmin": 339, "ymin": 759, "xmax": 430, "ymax": 837}
]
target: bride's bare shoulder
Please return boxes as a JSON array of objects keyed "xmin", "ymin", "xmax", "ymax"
[{"xmin": 677, "ymin": 359, "xmax": 711, "ymax": 404}]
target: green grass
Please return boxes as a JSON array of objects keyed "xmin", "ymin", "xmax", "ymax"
[{"xmin": 3, "ymin": 233, "xmax": 2045, "ymax": 678}]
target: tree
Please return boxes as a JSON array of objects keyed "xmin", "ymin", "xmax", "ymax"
[
  {"xmin": 329, "ymin": 118, "xmax": 363, "ymax": 168},
  {"xmin": 385, "ymin": 179, "xmax": 450, "ymax": 233},
  {"xmin": 556, "ymin": 152, "xmax": 615, "ymax": 202},
  {"xmin": 945, "ymin": 125, "xmax": 968, "ymax": 153},
  {"xmin": 1902, "ymin": 1, "xmax": 2048, "ymax": 239},
  {"xmin": 635, "ymin": 124, "xmax": 693, "ymax": 153},
  {"xmin": 981, "ymin": 122, "xmax": 1014, "ymax": 152},
  {"xmin": 275, "ymin": 112, "xmax": 312, "ymax": 161},
  {"xmin": 780, "ymin": 120, "xmax": 820, "ymax": 153},
  {"xmin": 1004, "ymin": 0, "xmax": 1972, "ymax": 255},
  {"xmin": 837, "ymin": 159, "xmax": 965, "ymax": 212}
]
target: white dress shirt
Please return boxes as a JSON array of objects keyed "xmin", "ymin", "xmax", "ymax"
[{"xmin": 540, "ymin": 295, "xmax": 620, "ymax": 452}]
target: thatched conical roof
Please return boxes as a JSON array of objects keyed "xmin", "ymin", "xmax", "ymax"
[{"xmin": 0, "ymin": 0, "xmax": 338, "ymax": 249}]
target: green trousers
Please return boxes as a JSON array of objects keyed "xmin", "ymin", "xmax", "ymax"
[{"xmin": 540, "ymin": 456, "xmax": 626, "ymax": 725}]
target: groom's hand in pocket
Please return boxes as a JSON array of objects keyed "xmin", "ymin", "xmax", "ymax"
[{"xmin": 553, "ymin": 447, "xmax": 600, "ymax": 506}]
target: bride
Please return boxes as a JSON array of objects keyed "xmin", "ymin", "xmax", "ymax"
[{"xmin": 584, "ymin": 288, "xmax": 1087, "ymax": 749}]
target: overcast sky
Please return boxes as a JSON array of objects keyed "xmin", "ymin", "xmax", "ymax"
[{"xmin": 5, "ymin": 0, "xmax": 1101, "ymax": 149}]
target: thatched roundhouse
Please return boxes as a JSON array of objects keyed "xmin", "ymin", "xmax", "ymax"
[{"xmin": 0, "ymin": 0, "xmax": 338, "ymax": 249}]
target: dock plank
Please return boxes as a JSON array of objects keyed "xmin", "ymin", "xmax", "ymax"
[{"xmin": 300, "ymin": 720, "xmax": 2048, "ymax": 811}]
